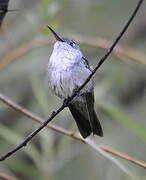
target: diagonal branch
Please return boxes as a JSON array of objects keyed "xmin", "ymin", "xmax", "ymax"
[
  {"xmin": 0, "ymin": 93, "xmax": 146, "ymax": 168},
  {"xmin": 67, "ymin": 0, "xmax": 144, "ymax": 101},
  {"xmin": 0, "ymin": 0, "xmax": 144, "ymax": 161},
  {"xmin": 100, "ymin": 145, "xmax": 146, "ymax": 168}
]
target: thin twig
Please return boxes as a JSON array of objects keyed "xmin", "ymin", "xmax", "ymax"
[
  {"xmin": 0, "ymin": 0, "xmax": 144, "ymax": 161},
  {"xmin": 0, "ymin": 93, "xmax": 146, "ymax": 168},
  {"xmin": 100, "ymin": 145, "xmax": 146, "ymax": 168},
  {"xmin": 0, "ymin": 172, "xmax": 18, "ymax": 180},
  {"xmin": 0, "ymin": 93, "xmax": 83, "ymax": 141},
  {"xmin": 68, "ymin": 0, "xmax": 144, "ymax": 100}
]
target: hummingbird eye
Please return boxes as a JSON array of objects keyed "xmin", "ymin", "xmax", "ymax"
[{"xmin": 69, "ymin": 41, "xmax": 76, "ymax": 47}]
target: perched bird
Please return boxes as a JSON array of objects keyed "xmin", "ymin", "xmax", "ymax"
[{"xmin": 47, "ymin": 26, "xmax": 103, "ymax": 138}]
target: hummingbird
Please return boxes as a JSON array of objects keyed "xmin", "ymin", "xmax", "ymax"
[{"xmin": 47, "ymin": 26, "xmax": 103, "ymax": 138}]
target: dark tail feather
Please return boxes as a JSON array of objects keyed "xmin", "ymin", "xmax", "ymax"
[
  {"xmin": 92, "ymin": 110, "xmax": 103, "ymax": 136},
  {"xmin": 68, "ymin": 104, "xmax": 92, "ymax": 138},
  {"xmin": 84, "ymin": 93, "xmax": 103, "ymax": 137}
]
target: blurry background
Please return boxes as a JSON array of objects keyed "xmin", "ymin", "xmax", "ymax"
[{"xmin": 0, "ymin": 0, "xmax": 146, "ymax": 179}]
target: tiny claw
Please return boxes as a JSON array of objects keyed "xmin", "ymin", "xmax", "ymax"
[
  {"xmin": 63, "ymin": 99, "xmax": 68, "ymax": 106},
  {"xmin": 73, "ymin": 88, "xmax": 79, "ymax": 96},
  {"xmin": 52, "ymin": 110, "xmax": 57, "ymax": 116}
]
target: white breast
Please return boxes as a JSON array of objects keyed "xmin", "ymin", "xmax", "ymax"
[{"xmin": 48, "ymin": 41, "xmax": 93, "ymax": 99}]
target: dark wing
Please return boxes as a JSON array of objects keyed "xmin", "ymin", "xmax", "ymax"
[
  {"xmin": 68, "ymin": 99, "xmax": 92, "ymax": 138},
  {"xmin": 82, "ymin": 57, "xmax": 93, "ymax": 71},
  {"xmin": 68, "ymin": 92, "xmax": 103, "ymax": 138},
  {"xmin": 0, "ymin": 0, "xmax": 10, "ymax": 27},
  {"xmin": 83, "ymin": 93, "xmax": 103, "ymax": 136}
]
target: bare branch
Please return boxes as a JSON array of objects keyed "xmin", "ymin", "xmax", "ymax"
[
  {"xmin": 67, "ymin": 0, "xmax": 144, "ymax": 101},
  {"xmin": 100, "ymin": 145, "xmax": 146, "ymax": 168},
  {"xmin": 0, "ymin": 0, "xmax": 144, "ymax": 161},
  {"xmin": 0, "ymin": 93, "xmax": 146, "ymax": 169}
]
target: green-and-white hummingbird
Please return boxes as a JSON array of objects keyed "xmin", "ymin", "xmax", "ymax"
[{"xmin": 47, "ymin": 26, "xmax": 103, "ymax": 138}]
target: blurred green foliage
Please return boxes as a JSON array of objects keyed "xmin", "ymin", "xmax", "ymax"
[{"xmin": 0, "ymin": 0, "xmax": 146, "ymax": 180}]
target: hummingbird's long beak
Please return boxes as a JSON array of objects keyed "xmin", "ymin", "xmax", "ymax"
[{"xmin": 47, "ymin": 26, "xmax": 64, "ymax": 42}]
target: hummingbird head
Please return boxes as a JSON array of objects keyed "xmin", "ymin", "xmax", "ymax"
[{"xmin": 48, "ymin": 25, "xmax": 82, "ymax": 61}]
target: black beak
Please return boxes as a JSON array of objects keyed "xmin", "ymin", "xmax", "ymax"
[{"xmin": 47, "ymin": 25, "xmax": 64, "ymax": 42}]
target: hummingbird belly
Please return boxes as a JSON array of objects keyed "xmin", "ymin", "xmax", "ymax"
[{"xmin": 48, "ymin": 65, "xmax": 93, "ymax": 99}]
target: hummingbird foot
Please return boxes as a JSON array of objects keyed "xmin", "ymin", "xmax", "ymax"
[
  {"xmin": 72, "ymin": 88, "xmax": 80, "ymax": 97},
  {"xmin": 63, "ymin": 99, "xmax": 69, "ymax": 107}
]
